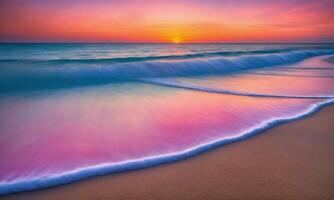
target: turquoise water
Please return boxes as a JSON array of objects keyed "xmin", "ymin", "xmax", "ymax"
[
  {"xmin": 1, "ymin": 43, "xmax": 331, "ymax": 60},
  {"xmin": 0, "ymin": 43, "xmax": 334, "ymax": 194}
]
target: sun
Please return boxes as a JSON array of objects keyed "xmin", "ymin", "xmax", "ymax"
[{"xmin": 171, "ymin": 37, "xmax": 181, "ymax": 44}]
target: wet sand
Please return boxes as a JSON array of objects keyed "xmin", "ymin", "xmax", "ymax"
[{"xmin": 2, "ymin": 105, "xmax": 334, "ymax": 200}]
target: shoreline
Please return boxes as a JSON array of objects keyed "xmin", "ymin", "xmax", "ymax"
[
  {"xmin": 1, "ymin": 99, "xmax": 333, "ymax": 195},
  {"xmin": 2, "ymin": 104, "xmax": 334, "ymax": 199}
]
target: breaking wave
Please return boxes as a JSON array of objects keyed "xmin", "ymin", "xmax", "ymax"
[{"xmin": 1, "ymin": 49, "xmax": 333, "ymax": 92}]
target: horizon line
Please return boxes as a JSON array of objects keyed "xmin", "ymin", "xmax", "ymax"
[{"xmin": 1, "ymin": 42, "xmax": 334, "ymax": 45}]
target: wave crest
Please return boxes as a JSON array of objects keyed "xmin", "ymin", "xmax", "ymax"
[{"xmin": 0, "ymin": 49, "xmax": 333, "ymax": 92}]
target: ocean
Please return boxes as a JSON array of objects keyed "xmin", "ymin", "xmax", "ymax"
[{"xmin": 1, "ymin": 43, "xmax": 334, "ymax": 194}]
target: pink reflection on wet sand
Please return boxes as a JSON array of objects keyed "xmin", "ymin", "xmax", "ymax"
[{"xmin": 0, "ymin": 83, "xmax": 324, "ymax": 183}]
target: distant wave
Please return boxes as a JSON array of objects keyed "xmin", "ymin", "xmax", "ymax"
[
  {"xmin": 2, "ymin": 47, "xmax": 334, "ymax": 64},
  {"xmin": 1, "ymin": 98, "xmax": 333, "ymax": 195},
  {"xmin": 0, "ymin": 49, "xmax": 293, "ymax": 64},
  {"xmin": 140, "ymin": 79, "xmax": 334, "ymax": 99},
  {"xmin": 1, "ymin": 49, "xmax": 334, "ymax": 92}
]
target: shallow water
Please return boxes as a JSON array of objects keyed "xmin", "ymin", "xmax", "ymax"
[
  {"xmin": 149, "ymin": 55, "xmax": 334, "ymax": 97},
  {"xmin": 0, "ymin": 44, "xmax": 334, "ymax": 194}
]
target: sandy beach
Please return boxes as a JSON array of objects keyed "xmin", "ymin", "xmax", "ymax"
[{"xmin": 2, "ymin": 105, "xmax": 333, "ymax": 200}]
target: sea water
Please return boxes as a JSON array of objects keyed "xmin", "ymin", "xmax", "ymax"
[{"xmin": 0, "ymin": 43, "xmax": 334, "ymax": 194}]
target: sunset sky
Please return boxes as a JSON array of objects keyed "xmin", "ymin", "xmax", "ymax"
[{"xmin": 0, "ymin": 0, "xmax": 333, "ymax": 43}]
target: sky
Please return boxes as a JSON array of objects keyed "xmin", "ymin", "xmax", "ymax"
[{"xmin": 0, "ymin": 0, "xmax": 333, "ymax": 43}]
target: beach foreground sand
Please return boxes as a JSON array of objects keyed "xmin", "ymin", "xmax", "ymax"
[{"xmin": 2, "ymin": 105, "xmax": 334, "ymax": 200}]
